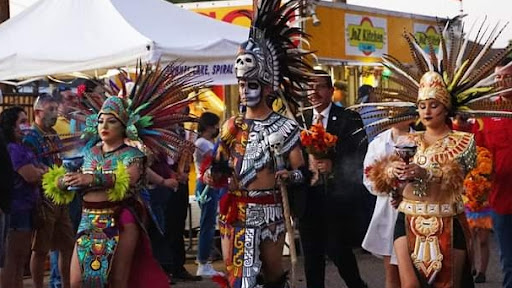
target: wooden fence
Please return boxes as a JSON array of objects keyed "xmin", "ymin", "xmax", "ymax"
[{"xmin": 0, "ymin": 93, "xmax": 38, "ymax": 121}]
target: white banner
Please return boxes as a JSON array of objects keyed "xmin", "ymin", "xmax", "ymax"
[
  {"xmin": 170, "ymin": 61, "xmax": 237, "ymax": 85},
  {"xmin": 345, "ymin": 14, "xmax": 388, "ymax": 58}
]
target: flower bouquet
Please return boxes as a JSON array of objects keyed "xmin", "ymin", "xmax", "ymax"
[
  {"xmin": 300, "ymin": 123, "xmax": 338, "ymax": 185},
  {"xmin": 463, "ymin": 146, "xmax": 493, "ymax": 212}
]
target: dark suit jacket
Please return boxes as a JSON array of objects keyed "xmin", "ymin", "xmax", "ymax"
[{"xmin": 293, "ymin": 104, "xmax": 369, "ymax": 244}]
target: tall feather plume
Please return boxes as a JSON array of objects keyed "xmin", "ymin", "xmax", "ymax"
[
  {"xmin": 402, "ymin": 31, "xmax": 429, "ymax": 75},
  {"xmin": 437, "ymin": 20, "xmax": 449, "ymax": 73},
  {"xmin": 382, "ymin": 58, "xmax": 420, "ymax": 87},
  {"xmin": 408, "ymin": 33, "xmax": 434, "ymax": 71},
  {"xmin": 348, "ymin": 17, "xmax": 512, "ymax": 138},
  {"xmin": 387, "ymin": 75, "xmax": 419, "ymax": 95},
  {"xmin": 458, "ymin": 43, "xmax": 512, "ymax": 93},
  {"xmin": 242, "ymin": 0, "xmax": 315, "ymax": 113},
  {"xmin": 69, "ymin": 60, "xmax": 204, "ymax": 159},
  {"xmin": 459, "ymin": 23, "xmax": 503, "ymax": 86},
  {"xmin": 446, "ymin": 23, "xmax": 459, "ymax": 81},
  {"xmin": 427, "ymin": 35, "xmax": 438, "ymax": 72}
]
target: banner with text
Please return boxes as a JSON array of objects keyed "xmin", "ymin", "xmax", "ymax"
[
  {"xmin": 171, "ymin": 61, "xmax": 237, "ymax": 85},
  {"xmin": 345, "ymin": 14, "xmax": 388, "ymax": 58},
  {"xmin": 413, "ymin": 23, "xmax": 441, "ymax": 54}
]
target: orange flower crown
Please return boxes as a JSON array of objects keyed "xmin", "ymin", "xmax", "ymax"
[
  {"xmin": 300, "ymin": 123, "xmax": 338, "ymax": 158},
  {"xmin": 463, "ymin": 146, "xmax": 493, "ymax": 212}
]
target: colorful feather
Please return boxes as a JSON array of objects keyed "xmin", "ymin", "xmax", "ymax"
[{"xmin": 42, "ymin": 166, "xmax": 75, "ymax": 205}]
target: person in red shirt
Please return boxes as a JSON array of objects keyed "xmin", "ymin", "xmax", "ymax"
[
  {"xmin": 453, "ymin": 116, "xmax": 492, "ymax": 283},
  {"xmin": 473, "ymin": 59, "xmax": 512, "ymax": 288}
]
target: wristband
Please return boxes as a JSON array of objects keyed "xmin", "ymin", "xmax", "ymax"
[{"xmin": 290, "ymin": 169, "xmax": 304, "ymax": 184}]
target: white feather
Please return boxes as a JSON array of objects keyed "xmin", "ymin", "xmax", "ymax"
[
  {"xmin": 473, "ymin": 58, "xmax": 512, "ymax": 87},
  {"xmin": 382, "ymin": 57, "xmax": 420, "ymax": 87},
  {"xmin": 460, "ymin": 22, "xmax": 501, "ymax": 83},
  {"xmin": 454, "ymin": 20, "xmax": 477, "ymax": 72},
  {"xmin": 411, "ymin": 38, "xmax": 433, "ymax": 71}
]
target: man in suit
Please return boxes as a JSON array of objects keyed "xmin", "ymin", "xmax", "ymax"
[{"xmin": 295, "ymin": 70, "xmax": 368, "ymax": 288}]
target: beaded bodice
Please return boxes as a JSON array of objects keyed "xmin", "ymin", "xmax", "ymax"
[{"xmin": 412, "ymin": 131, "xmax": 476, "ymax": 175}]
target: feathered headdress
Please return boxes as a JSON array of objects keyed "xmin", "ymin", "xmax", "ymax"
[
  {"xmin": 349, "ymin": 18, "xmax": 512, "ymax": 139},
  {"xmin": 234, "ymin": 0, "xmax": 315, "ymax": 111},
  {"xmin": 74, "ymin": 61, "xmax": 207, "ymax": 159}
]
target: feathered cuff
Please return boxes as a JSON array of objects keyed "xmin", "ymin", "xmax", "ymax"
[
  {"xmin": 438, "ymin": 160, "xmax": 464, "ymax": 197},
  {"xmin": 365, "ymin": 154, "xmax": 401, "ymax": 195},
  {"xmin": 43, "ymin": 166, "xmax": 75, "ymax": 205},
  {"xmin": 106, "ymin": 162, "xmax": 131, "ymax": 202}
]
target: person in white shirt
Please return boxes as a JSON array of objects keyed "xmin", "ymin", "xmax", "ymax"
[
  {"xmin": 362, "ymin": 121, "xmax": 414, "ymax": 288},
  {"xmin": 193, "ymin": 112, "xmax": 223, "ymax": 277}
]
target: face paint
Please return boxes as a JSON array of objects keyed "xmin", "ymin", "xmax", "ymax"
[{"xmin": 239, "ymin": 80, "xmax": 262, "ymax": 107}]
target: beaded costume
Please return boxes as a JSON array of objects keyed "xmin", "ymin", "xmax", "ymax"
[
  {"xmin": 218, "ymin": 113, "xmax": 301, "ymax": 288},
  {"xmin": 397, "ymin": 131, "xmax": 476, "ymax": 285},
  {"xmin": 213, "ymin": 0, "xmax": 314, "ymax": 286},
  {"xmin": 42, "ymin": 62, "xmax": 203, "ymax": 287},
  {"xmin": 359, "ymin": 18, "xmax": 512, "ymax": 287}
]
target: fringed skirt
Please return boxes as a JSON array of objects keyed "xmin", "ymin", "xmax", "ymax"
[{"xmin": 218, "ymin": 189, "xmax": 285, "ymax": 288}]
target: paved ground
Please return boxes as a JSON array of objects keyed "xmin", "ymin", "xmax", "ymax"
[{"xmin": 23, "ymin": 232, "xmax": 504, "ymax": 288}]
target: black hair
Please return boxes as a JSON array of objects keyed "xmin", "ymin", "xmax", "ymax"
[
  {"xmin": 313, "ymin": 69, "xmax": 333, "ymax": 87},
  {"xmin": 499, "ymin": 57, "xmax": 512, "ymax": 67},
  {"xmin": 198, "ymin": 112, "xmax": 220, "ymax": 133},
  {"xmin": 358, "ymin": 85, "xmax": 374, "ymax": 99},
  {"xmin": 0, "ymin": 106, "xmax": 26, "ymax": 143},
  {"xmin": 84, "ymin": 79, "xmax": 103, "ymax": 93}
]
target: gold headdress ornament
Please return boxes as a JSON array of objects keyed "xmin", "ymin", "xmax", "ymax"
[
  {"xmin": 418, "ymin": 71, "xmax": 452, "ymax": 109},
  {"xmin": 349, "ymin": 18, "xmax": 512, "ymax": 139}
]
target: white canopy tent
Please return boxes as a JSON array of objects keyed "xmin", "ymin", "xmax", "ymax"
[{"xmin": 0, "ymin": 0, "xmax": 249, "ymax": 85}]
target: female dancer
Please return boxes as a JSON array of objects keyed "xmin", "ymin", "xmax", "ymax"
[
  {"xmin": 361, "ymin": 18, "xmax": 512, "ymax": 287},
  {"xmin": 43, "ymin": 63, "xmax": 201, "ymax": 288}
]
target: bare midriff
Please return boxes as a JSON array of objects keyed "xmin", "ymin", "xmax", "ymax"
[
  {"xmin": 402, "ymin": 181, "xmax": 456, "ymax": 203},
  {"xmin": 242, "ymin": 167, "xmax": 278, "ymax": 191},
  {"xmin": 83, "ymin": 190, "xmax": 110, "ymax": 202}
]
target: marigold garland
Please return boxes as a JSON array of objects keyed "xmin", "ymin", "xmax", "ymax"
[
  {"xmin": 300, "ymin": 123, "xmax": 338, "ymax": 159},
  {"xmin": 463, "ymin": 146, "xmax": 493, "ymax": 212}
]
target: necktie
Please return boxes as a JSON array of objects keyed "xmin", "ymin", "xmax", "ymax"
[{"xmin": 314, "ymin": 114, "xmax": 324, "ymax": 127}]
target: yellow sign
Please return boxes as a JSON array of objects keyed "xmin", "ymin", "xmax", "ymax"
[
  {"xmin": 347, "ymin": 16, "xmax": 386, "ymax": 56},
  {"xmin": 414, "ymin": 23, "xmax": 441, "ymax": 53},
  {"xmin": 184, "ymin": 3, "xmax": 439, "ymax": 65}
]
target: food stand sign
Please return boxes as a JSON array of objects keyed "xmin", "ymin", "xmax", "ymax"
[
  {"xmin": 345, "ymin": 14, "xmax": 388, "ymax": 58},
  {"xmin": 414, "ymin": 23, "xmax": 441, "ymax": 53}
]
